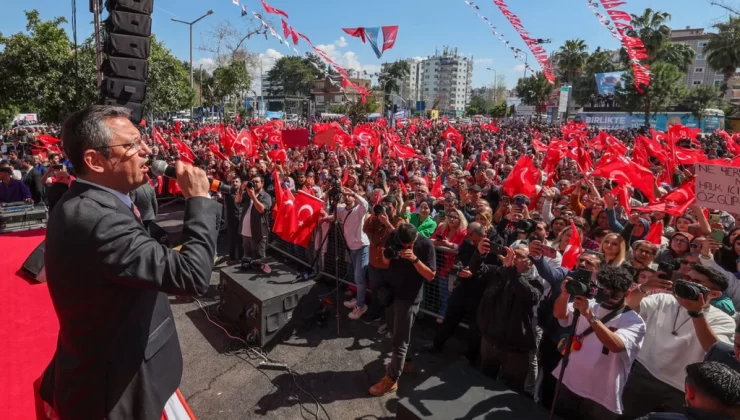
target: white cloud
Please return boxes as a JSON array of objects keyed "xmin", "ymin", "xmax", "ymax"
[
  {"xmin": 195, "ymin": 58, "xmax": 216, "ymax": 72},
  {"xmin": 474, "ymin": 58, "xmax": 494, "ymax": 65},
  {"xmin": 249, "ymin": 48, "xmax": 284, "ymax": 94},
  {"xmin": 411, "ymin": 56, "xmax": 426, "ymax": 62},
  {"xmin": 315, "ymin": 41, "xmax": 380, "ymax": 78},
  {"xmin": 513, "ymin": 64, "xmax": 526, "ymax": 72},
  {"xmin": 335, "ymin": 36, "xmax": 348, "ymax": 48}
]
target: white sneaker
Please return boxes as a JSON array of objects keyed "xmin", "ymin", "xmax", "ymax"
[
  {"xmin": 349, "ymin": 305, "xmax": 368, "ymax": 320},
  {"xmin": 343, "ymin": 298, "xmax": 357, "ymax": 309}
]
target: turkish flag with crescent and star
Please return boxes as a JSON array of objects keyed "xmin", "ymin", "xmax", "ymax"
[
  {"xmin": 561, "ymin": 220, "xmax": 583, "ymax": 270},
  {"xmin": 292, "ymin": 192, "xmax": 324, "ymax": 247},
  {"xmin": 502, "ymin": 155, "xmax": 540, "ymax": 198},
  {"xmin": 633, "ymin": 178, "xmax": 696, "ymax": 216},
  {"xmin": 381, "ymin": 26, "xmax": 399, "ymax": 53}
]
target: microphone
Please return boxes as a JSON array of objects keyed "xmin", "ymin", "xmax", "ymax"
[{"xmin": 151, "ymin": 160, "xmax": 236, "ymax": 195}]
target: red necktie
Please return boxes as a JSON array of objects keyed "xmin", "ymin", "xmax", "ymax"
[{"xmin": 131, "ymin": 203, "xmax": 142, "ymax": 222}]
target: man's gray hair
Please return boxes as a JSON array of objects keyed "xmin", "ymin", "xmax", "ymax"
[
  {"xmin": 467, "ymin": 222, "xmax": 484, "ymax": 236},
  {"xmin": 61, "ymin": 105, "xmax": 132, "ymax": 174}
]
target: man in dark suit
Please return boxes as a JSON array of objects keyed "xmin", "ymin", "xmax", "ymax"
[
  {"xmin": 223, "ymin": 174, "xmax": 243, "ymax": 263},
  {"xmin": 20, "ymin": 155, "xmax": 44, "ymax": 204},
  {"xmin": 129, "ymin": 180, "xmax": 159, "ymax": 228},
  {"xmin": 39, "ymin": 105, "xmax": 221, "ymax": 420}
]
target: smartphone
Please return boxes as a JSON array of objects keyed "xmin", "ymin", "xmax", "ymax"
[
  {"xmin": 541, "ymin": 244, "xmax": 557, "ymax": 259},
  {"xmin": 52, "ymin": 164, "xmax": 64, "ymax": 170},
  {"xmin": 710, "ymin": 229, "xmax": 726, "ymax": 244},
  {"xmin": 657, "ymin": 262, "xmax": 674, "ymax": 281},
  {"xmin": 709, "ymin": 213, "xmax": 721, "ymax": 225},
  {"xmin": 407, "ymin": 192, "xmax": 416, "ymax": 201}
]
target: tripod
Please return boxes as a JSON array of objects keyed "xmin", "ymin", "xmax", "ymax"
[{"xmin": 548, "ymin": 309, "xmax": 580, "ymax": 420}]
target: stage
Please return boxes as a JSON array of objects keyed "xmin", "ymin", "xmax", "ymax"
[{"xmin": 1, "ymin": 209, "xmax": 476, "ymax": 419}]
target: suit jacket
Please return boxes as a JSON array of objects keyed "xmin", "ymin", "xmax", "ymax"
[
  {"xmin": 705, "ymin": 341, "xmax": 740, "ymax": 372},
  {"xmin": 40, "ymin": 181, "xmax": 222, "ymax": 420},
  {"xmin": 22, "ymin": 167, "xmax": 43, "ymax": 204},
  {"xmin": 238, "ymin": 189, "xmax": 272, "ymax": 238},
  {"xmin": 129, "ymin": 182, "xmax": 159, "ymax": 224}
]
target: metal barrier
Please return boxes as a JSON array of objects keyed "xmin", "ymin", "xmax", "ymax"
[{"xmin": 267, "ymin": 218, "xmax": 459, "ymax": 321}]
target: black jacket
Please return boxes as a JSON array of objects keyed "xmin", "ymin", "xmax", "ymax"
[
  {"xmin": 40, "ymin": 181, "xmax": 221, "ymax": 420},
  {"xmin": 21, "ymin": 167, "xmax": 43, "ymax": 204},
  {"xmin": 471, "ymin": 251, "xmax": 543, "ymax": 352},
  {"xmin": 238, "ymin": 189, "xmax": 273, "ymax": 238}
]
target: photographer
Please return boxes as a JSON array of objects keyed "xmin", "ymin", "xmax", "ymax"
[
  {"xmin": 238, "ymin": 174, "xmax": 272, "ymax": 272},
  {"xmin": 528, "ymin": 243, "xmax": 606, "ymax": 407},
  {"xmin": 363, "ymin": 195, "xmax": 405, "ymax": 323},
  {"xmin": 321, "ymin": 187, "xmax": 370, "ymax": 320},
  {"xmin": 473, "ymin": 240, "xmax": 543, "ymax": 393},
  {"xmin": 425, "ymin": 222, "xmax": 486, "ymax": 362},
  {"xmin": 551, "ymin": 266, "xmax": 645, "ymax": 419},
  {"xmin": 621, "ymin": 264, "xmax": 736, "ymax": 418},
  {"xmin": 369, "ymin": 223, "xmax": 436, "ymax": 396}
]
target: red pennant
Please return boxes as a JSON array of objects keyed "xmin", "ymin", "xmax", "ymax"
[{"xmin": 261, "ymin": 0, "xmax": 289, "ymax": 18}]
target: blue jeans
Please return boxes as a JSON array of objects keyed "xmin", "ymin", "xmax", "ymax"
[{"xmin": 349, "ymin": 246, "xmax": 369, "ymax": 307}]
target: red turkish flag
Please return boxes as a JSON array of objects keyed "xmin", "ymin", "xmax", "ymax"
[
  {"xmin": 35, "ymin": 134, "xmax": 61, "ymax": 146},
  {"xmin": 268, "ymin": 148, "xmax": 287, "ymax": 164},
  {"xmin": 233, "ymin": 129, "xmax": 256, "ymax": 157},
  {"xmin": 314, "ymin": 127, "xmax": 337, "ymax": 148},
  {"xmin": 281, "ymin": 19, "xmax": 290, "ymax": 40},
  {"xmin": 441, "ymin": 126, "xmax": 464, "ymax": 153},
  {"xmin": 271, "ymin": 170, "xmax": 283, "ymax": 221},
  {"xmin": 292, "ymin": 192, "xmax": 324, "ymax": 247},
  {"xmin": 610, "ymin": 184, "xmax": 632, "ymax": 215},
  {"xmin": 267, "ymin": 131, "xmax": 284, "ymax": 149},
  {"xmin": 668, "ymin": 124, "xmax": 701, "ymax": 144},
  {"xmin": 261, "ymin": 0, "xmax": 289, "ymax": 18},
  {"xmin": 502, "ymin": 155, "xmax": 541, "ymax": 199},
  {"xmin": 590, "ymin": 157, "xmax": 656, "ymax": 202},
  {"xmin": 273, "ymin": 188, "xmax": 297, "ymax": 238},
  {"xmin": 353, "ymin": 124, "xmax": 379, "ymax": 147},
  {"xmin": 290, "ymin": 27, "xmax": 300, "ymax": 45},
  {"xmin": 645, "ymin": 221, "xmax": 664, "ymax": 245},
  {"xmin": 381, "ymin": 26, "xmax": 399, "ymax": 52},
  {"xmin": 430, "ymin": 176, "xmax": 443, "ymax": 198},
  {"xmin": 674, "ymin": 147, "xmax": 708, "ymax": 165},
  {"xmin": 171, "ymin": 137, "xmax": 196, "ymax": 164},
  {"xmin": 342, "ymin": 27, "xmax": 367, "ymax": 43},
  {"xmin": 561, "ymin": 220, "xmax": 583, "ymax": 270},
  {"xmin": 532, "ymin": 137, "xmax": 549, "ymax": 153},
  {"xmin": 152, "ymin": 126, "xmax": 169, "ymax": 149},
  {"xmin": 542, "ymin": 138, "xmax": 568, "ymax": 173},
  {"xmin": 634, "ymin": 178, "xmax": 696, "ymax": 216},
  {"xmin": 208, "ymin": 144, "xmax": 228, "ymax": 161}
]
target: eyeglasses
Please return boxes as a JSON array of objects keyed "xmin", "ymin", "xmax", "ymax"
[
  {"xmin": 689, "ymin": 243, "xmax": 701, "ymax": 249},
  {"xmin": 94, "ymin": 137, "xmax": 145, "ymax": 154},
  {"xmin": 636, "ymin": 248, "xmax": 657, "ymax": 256}
]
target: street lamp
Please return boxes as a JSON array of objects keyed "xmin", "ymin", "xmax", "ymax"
[
  {"xmin": 514, "ymin": 48, "xmax": 529, "ymax": 78},
  {"xmin": 172, "ymin": 9, "xmax": 214, "ymax": 117},
  {"xmin": 486, "ymin": 68, "xmax": 498, "ymax": 105}
]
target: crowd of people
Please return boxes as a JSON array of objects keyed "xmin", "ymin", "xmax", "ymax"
[{"xmin": 3, "ymin": 113, "xmax": 740, "ymax": 419}]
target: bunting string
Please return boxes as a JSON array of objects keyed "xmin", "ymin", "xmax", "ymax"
[
  {"xmin": 463, "ymin": 1, "xmax": 537, "ymax": 76},
  {"xmin": 586, "ymin": 0, "xmax": 651, "ymax": 93},
  {"xmin": 490, "ymin": 0, "xmax": 556, "ymax": 83},
  {"xmin": 252, "ymin": 7, "xmax": 369, "ymax": 102}
]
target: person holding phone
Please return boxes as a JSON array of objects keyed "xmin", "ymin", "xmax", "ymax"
[{"xmin": 654, "ymin": 232, "xmax": 693, "ymax": 267}]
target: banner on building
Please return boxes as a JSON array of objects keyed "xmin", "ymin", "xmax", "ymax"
[{"xmin": 595, "ymin": 72, "xmax": 626, "ymax": 95}]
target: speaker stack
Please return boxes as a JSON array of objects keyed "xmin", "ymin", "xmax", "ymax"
[{"xmin": 101, "ymin": 0, "xmax": 154, "ymax": 122}]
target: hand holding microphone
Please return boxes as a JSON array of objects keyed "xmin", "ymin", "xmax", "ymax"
[{"xmin": 152, "ymin": 160, "xmax": 234, "ymax": 198}]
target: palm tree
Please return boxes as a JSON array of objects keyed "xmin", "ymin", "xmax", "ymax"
[
  {"xmin": 557, "ymin": 39, "xmax": 589, "ymax": 83},
  {"xmin": 628, "ymin": 8, "xmax": 672, "ymax": 62},
  {"xmin": 658, "ymin": 43, "xmax": 696, "ymax": 71},
  {"xmin": 705, "ymin": 16, "xmax": 740, "ymax": 94}
]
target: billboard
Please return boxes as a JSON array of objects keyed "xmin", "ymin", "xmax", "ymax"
[
  {"xmin": 595, "ymin": 72, "xmax": 626, "ymax": 95},
  {"xmin": 558, "ymin": 86, "xmax": 570, "ymax": 113},
  {"xmin": 577, "ymin": 111, "xmax": 725, "ymax": 132}
]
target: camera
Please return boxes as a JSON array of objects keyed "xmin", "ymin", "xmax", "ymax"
[
  {"xmin": 246, "ymin": 181, "xmax": 254, "ymax": 189},
  {"xmin": 674, "ymin": 279, "xmax": 710, "ymax": 301},
  {"xmin": 481, "ymin": 237, "xmax": 506, "ymax": 256},
  {"xmin": 566, "ymin": 268, "xmax": 597, "ymax": 298},
  {"xmin": 657, "ymin": 262, "xmax": 674, "ymax": 280},
  {"xmin": 383, "ymin": 243, "xmax": 403, "ymax": 260},
  {"xmin": 516, "ymin": 219, "xmax": 536, "ymax": 234},
  {"xmin": 373, "ymin": 204, "xmax": 389, "ymax": 216}
]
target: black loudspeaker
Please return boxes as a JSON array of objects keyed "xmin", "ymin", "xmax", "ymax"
[
  {"xmin": 100, "ymin": 0, "xmax": 154, "ymax": 122},
  {"xmin": 21, "ymin": 241, "xmax": 47, "ymax": 283}
]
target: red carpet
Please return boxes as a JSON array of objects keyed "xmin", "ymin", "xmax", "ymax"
[{"xmin": 0, "ymin": 229, "xmax": 58, "ymax": 420}]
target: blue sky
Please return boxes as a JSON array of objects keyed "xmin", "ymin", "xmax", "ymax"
[{"xmin": 1, "ymin": 0, "xmax": 732, "ymax": 90}]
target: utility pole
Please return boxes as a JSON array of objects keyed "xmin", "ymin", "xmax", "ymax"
[{"xmin": 172, "ymin": 10, "xmax": 214, "ymax": 118}]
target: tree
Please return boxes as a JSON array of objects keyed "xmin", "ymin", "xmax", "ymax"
[
  {"xmin": 144, "ymin": 35, "xmax": 196, "ymax": 115},
  {"xmin": 0, "ymin": 10, "xmax": 97, "ymax": 123},
  {"xmin": 686, "ymin": 85, "xmax": 723, "ymax": 124},
  {"xmin": 710, "ymin": 0, "xmax": 740, "ymax": 16},
  {"xmin": 516, "ymin": 72, "xmax": 555, "ymax": 109},
  {"xmin": 211, "ymin": 60, "xmax": 251, "ymax": 115},
  {"xmin": 573, "ymin": 47, "xmax": 622, "ymax": 106},
  {"xmin": 347, "ymin": 96, "xmax": 379, "ymax": 124},
  {"xmin": 378, "ymin": 60, "xmax": 411, "ymax": 110},
  {"xmin": 327, "ymin": 104, "xmax": 348, "ymax": 114},
  {"xmin": 466, "ymin": 94, "xmax": 488, "ymax": 116},
  {"xmin": 705, "ymin": 17, "xmax": 740, "ymax": 94},
  {"xmin": 490, "ymin": 101, "xmax": 509, "ymax": 118},
  {"xmin": 267, "ymin": 55, "xmax": 322, "ymax": 96},
  {"xmin": 557, "ymin": 39, "xmax": 589, "ymax": 83},
  {"xmin": 618, "ymin": 61, "xmax": 686, "ymax": 126}
]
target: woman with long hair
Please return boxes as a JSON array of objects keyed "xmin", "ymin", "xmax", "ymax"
[
  {"xmin": 599, "ymin": 233, "xmax": 626, "ymax": 266},
  {"xmin": 475, "ymin": 208, "xmax": 494, "ymax": 237}
]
